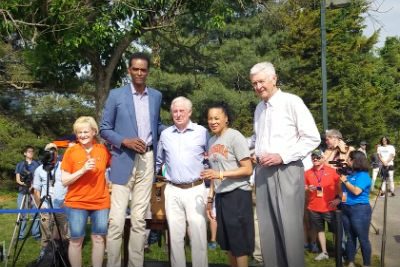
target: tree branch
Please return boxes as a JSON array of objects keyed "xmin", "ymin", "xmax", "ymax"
[{"xmin": 0, "ymin": 80, "xmax": 42, "ymax": 90}]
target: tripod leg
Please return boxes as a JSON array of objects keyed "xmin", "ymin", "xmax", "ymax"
[
  {"xmin": 11, "ymin": 194, "xmax": 47, "ymax": 267},
  {"xmin": 45, "ymin": 197, "xmax": 69, "ymax": 267},
  {"xmin": 7, "ymin": 193, "xmax": 29, "ymax": 263},
  {"xmin": 369, "ymin": 173, "xmax": 384, "ymax": 235},
  {"xmin": 29, "ymin": 194, "xmax": 41, "ymax": 238}
]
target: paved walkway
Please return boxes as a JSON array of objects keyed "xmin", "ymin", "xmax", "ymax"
[{"xmin": 369, "ymin": 187, "xmax": 400, "ymax": 267}]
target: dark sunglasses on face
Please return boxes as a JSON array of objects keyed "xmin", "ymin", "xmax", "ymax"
[{"xmin": 312, "ymin": 156, "xmax": 322, "ymax": 161}]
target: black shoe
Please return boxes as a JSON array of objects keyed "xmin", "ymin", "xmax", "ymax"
[
  {"xmin": 390, "ymin": 192, "xmax": 396, "ymax": 197},
  {"xmin": 309, "ymin": 242, "xmax": 319, "ymax": 253}
]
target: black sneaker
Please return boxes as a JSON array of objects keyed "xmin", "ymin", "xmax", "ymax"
[
  {"xmin": 390, "ymin": 192, "xmax": 396, "ymax": 197},
  {"xmin": 310, "ymin": 242, "xmax": 319, "ymax": 253}
]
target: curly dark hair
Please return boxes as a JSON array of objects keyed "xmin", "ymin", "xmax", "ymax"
[{"xmin": 206, "ymin": 101, "xmax": 234, "ymax": 125}]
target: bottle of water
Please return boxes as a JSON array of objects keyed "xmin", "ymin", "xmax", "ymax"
[{"xmin": 203, "ymin": 158, "xmax": 210, "ymax": 169}]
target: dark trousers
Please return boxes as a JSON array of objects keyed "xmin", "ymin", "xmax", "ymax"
[{"xmin": 342, "ymin": 204, "xmax": 372, "ymax": 266}]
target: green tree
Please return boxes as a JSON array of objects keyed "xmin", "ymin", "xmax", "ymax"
[
  {"xmin": 145, "ymin": 0, "xmax": 395, "ymax": 147},
  {"xmin": 1, "ymin": 0, "xmax": 246, "ymax": 119},
  {"xmin": 378, "ymin": 37, "xmax": 400, "ymax": 145},
  {"xmin": 0, "ymin": 115, "xmax": 47, "ymax": 178},
  {"xmin": 268, "ymin": 0, "xmax": 391, "ymax": 146}
]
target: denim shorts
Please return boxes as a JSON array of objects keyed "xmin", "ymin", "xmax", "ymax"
[{"xmin": 65, "ymin": 207, "xmax": 109, "ymax": 238}]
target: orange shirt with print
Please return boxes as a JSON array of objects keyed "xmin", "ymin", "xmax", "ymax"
[{"xmin": 62, "ymin": 143, "xmax": 111, "ymax": 210}]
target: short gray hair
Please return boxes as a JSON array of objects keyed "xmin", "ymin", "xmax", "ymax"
[
  {"xmin": 325, "ymin": 129, "xmax": 342, "ymax": 139},
  {"xmin": 170, "ymin": 96, "xmax": 192, "ymax": 111},
  {"xmin": 250, "ymin": 62, "xmax": 276, "ymax": 77}
]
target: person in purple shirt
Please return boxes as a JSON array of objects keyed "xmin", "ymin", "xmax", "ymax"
[{"xmin": 156, "ymin": 96, "xmax": 209, "ymax": 267}]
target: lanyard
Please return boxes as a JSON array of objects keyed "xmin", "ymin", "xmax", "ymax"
[
  {"xmin": 52, "ymin": 161, "xmax": 59, "ymax": 178},
  {"xmin": 313, "ymin": 168, "xmax": 324, "ymax": 186}
]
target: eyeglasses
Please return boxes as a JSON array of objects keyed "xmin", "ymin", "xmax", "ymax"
[
  {"xmin": 130, "ymin": 67, "xmax": 148, "ymax": 73},
  {"xmin": 312, "ymin": 156, "xmax": 322, "ymax": 161}
]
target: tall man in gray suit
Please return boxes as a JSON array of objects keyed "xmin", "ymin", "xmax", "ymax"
[
  {"xmin": 100, "ymin": 52, "xmax": 163, "ymax": 267},
  {"xmin": 250, "ymin": 62, "xmax": 320, "ymax": 267}
]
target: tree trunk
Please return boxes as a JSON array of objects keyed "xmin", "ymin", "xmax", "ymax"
[{"xmin": 94, "ymin": 69, "xmax": 112, "ymax": 123}]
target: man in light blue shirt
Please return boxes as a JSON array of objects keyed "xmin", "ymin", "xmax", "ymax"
[
  {"xmin": 33, "ymin": 143, "xmax": 68, "ymax": 251},
  {"xmin": 156, "ymin": 96, "xmax": 209, "ymax": 267}
]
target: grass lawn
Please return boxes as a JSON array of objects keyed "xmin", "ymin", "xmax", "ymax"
[{"xmin": 0, "ymin": 188, "xmax": 380, "ymax": 267}]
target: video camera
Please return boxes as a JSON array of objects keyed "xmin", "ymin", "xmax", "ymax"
[
  {"xmin": 20, "ymin": 166, "xmax": 33, "ymax": 186},
  {"xmin": 328, "ymin": 159, "xmax": 352, "ymax": 176},
  {"xmin": 41, "ymin": 149, "xmax": 57, "ymax": 172}
]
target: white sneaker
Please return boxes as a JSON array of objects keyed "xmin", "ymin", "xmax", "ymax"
[
  {"xmin": 315, "ymin": 252, "xmax": 329, "ymax": 261},
  {"xmin": 348, "ymin": 262, "xmax": 356, "ymax": 267}
]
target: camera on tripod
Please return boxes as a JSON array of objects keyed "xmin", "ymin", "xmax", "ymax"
[
  {"xmin": 328, "ymin": 159, "xmax": 352, "ymax": 176},
  {"xmin": 41, "ymin": 149, "xmax": 57, "ymax": 172},
  {"xmin": 20, "ymin": 164, "xmax": 33, "ymax": 194}
]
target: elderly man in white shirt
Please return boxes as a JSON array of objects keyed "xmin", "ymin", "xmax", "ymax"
[{"xmin": 250, "ymin": 62, "xmax": 320, "ymax": 267}]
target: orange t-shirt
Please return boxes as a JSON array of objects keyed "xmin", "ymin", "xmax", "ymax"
[
  {"xmin": 62, "ymin": 143, "xmax": 111, "ymax": 210},
  {"xmin": 304, "ymin": 165, "xmax": 339, "ymax": 212}
]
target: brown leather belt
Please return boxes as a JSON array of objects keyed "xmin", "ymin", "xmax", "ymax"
[
  {"xmin": 145, "ymin": 145, "xmax": 153, "ymax": 152},
  {"xmin": 168, "ymin": 179, "xmax": 203, "ymax": 189}
]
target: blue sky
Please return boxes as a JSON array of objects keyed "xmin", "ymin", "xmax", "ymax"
[{"xmin": 364, "ymin": 0, "xmax": 400, "ymax": 47}]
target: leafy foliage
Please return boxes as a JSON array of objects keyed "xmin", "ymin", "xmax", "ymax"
[
  {"xmin": 0, "ymin": 115, "xmax": 47, "ymax": 179},
  {"xmin": 1, "ymin": 0, "xmax": 249, "ymax": 119},
  {"xmin": 1, "ymin": 0, "xmax": 400, "ymax": 176}
]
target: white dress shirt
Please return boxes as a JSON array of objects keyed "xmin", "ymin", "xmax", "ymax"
[{"xmin": 254, "ymin": 89, "xmax": 320, "ymax": 164}]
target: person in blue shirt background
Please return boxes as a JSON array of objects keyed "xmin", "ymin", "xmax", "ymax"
[
  {"xmin": 15, "ymin": 145, "xmax": 41, "ymax": 240},
  {"xmin": 340, "ymin": 150, "xmax": 372, "ymax": 267}
]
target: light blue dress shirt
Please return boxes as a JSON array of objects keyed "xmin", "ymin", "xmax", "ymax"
[
  {"xmin": 156, "ymin": 121, "xmax": 208, "ymax": 184},
  {"xmin": 32, "ymin": 161, "xmax": 67, "ymax": 208}
]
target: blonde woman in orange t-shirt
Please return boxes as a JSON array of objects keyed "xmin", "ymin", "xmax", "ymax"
[{"xmin": 61, "ymin": 116, "xmax": 111, "ymax": 267}]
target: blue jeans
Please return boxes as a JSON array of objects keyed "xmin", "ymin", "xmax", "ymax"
[
  {"xmin": 342, "ymin": 204, "xmax": 371, "ymax": 266},
  {"xmin": 17, "ymin": 192, "xmax": 40, "ymax": 239},
  {"xmin": 65, "ymin": 207, "xmax": 109, "ymax": 238}
]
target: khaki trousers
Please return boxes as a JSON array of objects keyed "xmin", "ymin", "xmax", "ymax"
[
  {"xmin": 40, "ymin": 212, "xmax": 69, "ymax": 248},
  {"xmin": 165, "ymin": 183, "xmax": 208, "ymax": 267},
  {"xmin": 107, "ymin": 151, "xmax": 154, "ymax": 267}
]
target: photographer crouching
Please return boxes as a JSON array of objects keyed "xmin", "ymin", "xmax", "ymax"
[
  {"xmin": 32, "ymin": 143, "xmax": 68, "ymax": 260},
  {"xmin": 336, "ymin": 151, "xmax": 372, "ymax": 267},
  {"xmin": 15, "ymin": 145, "xmax": 41, "ymax": 240}
]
